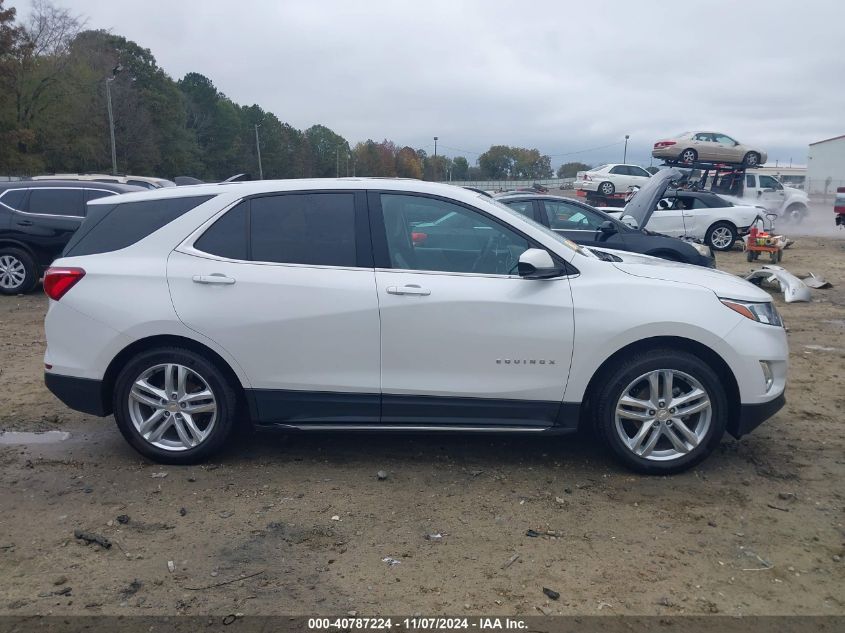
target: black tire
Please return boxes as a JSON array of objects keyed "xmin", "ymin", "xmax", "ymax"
[
  {"xmin": 593, "ymin": 349, "xmax": 728, "ymax": 475},
  {"xmin": 746, "ymin": 249, "xmax": 754, "ymax": 262},
  {"xmin": 743, "ymin": 152, "xmax": 761, "ymax": 167},
  {"xmin": 705, "ymin": 221, "xmax": 737, "ymax": 251},
  {"xmin": 679, "ymin": 148, "xmax": 697, "ymax": 164},
  {"xmin": 0, "ymin": 247, "xmax": 39, "ymax": 295},
  {"xmin": 598, "ymin": 181, "xmax": 615, "ymax": 196},
  {"xmin": 113, "ymin": 347, "xmax": 239, "ymax": 464}
]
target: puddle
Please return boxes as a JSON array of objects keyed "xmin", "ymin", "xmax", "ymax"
[{"xmin": 0, "ymin": 431, "xmax": 71, "ymax": 445}]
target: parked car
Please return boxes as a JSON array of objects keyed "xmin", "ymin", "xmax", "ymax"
[
  {"xmin": 601, "ymin": 185, "xmax": 769, "ymax": 252},
  {"xmin": 43, "ymin": 178, "xmax": 787, "ymax": 474},
  {"xmin": 32, "ymin": 174, "xmax": 176, "ymax": 190},
  {"xmin": 574, "ymin": 164, "xmax": 651, "ymax": 197},
  {"xmin": 0, "ymin": 180, "xmax": 143, "ymax": 294},
  {"xmin": 495, "ymin": 193, "xmax": 714, "ymax": 266},
  {"xmin": 652, "ymin": 132, "xmax": 767, "ymax": 167}
]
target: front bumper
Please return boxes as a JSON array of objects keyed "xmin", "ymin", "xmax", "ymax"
[
  {"xmin": 729, "ymin": 393, "xmax": 785, "ymax": 438},
  {"xmin": 44, "ymin": 373, "xmax": 110, "ymax": 416}
]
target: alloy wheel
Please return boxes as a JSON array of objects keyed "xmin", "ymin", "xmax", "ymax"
[
  {"xmin": 128, "ymin": 363, "xmax": 217, "ymax": 451},
  {"xmin": 681, "ymin": 150, "xmax": 696, "ymax": 163},
  {"xmin": 614, "ymin": 369, "xmax": 712, "ymax": 462},
  {"xmin": 0, "ymin": 255, "xmax": 26, "ymax": 290},
  {"xmin": 710, "ymin": 227, "xmax": 733, "ymax": 249}
]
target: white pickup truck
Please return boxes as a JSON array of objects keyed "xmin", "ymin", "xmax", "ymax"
[{"xmin": 708, "ymin": 170, "xmax": 809, "ymax": 222}]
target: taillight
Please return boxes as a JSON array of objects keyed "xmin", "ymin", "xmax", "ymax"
[
  {"xmin": 44, "ymin": 267, "xmax": 85, "ymax": 300},
  {"xmin": 654, "ymin": 141, "xmax": 677, "ymax": 149},
  {"xmin": 411, "ymin": 232, "xmax": 428, "ymax": 245}
]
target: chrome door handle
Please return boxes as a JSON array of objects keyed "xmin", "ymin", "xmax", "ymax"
[
  {"xmin": 192, "ymin": 274, "xmax": 235, "ymax": 285},
  {"xmin": 386, "ymin": 284, "xmax": 430, "ymax": 296}
]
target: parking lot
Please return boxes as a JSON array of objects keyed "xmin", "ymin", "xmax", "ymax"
[{"xmin": 1, "ymin": 228, "xmax": 843, "ymax": 617}]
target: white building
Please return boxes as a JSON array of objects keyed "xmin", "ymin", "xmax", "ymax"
[{"xmin": 807, "ymin": 134, "xmax": 845, "ymax": 195}]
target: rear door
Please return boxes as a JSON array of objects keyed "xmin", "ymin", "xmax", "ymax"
[{"xmin": 168, "ymin": 190, "xmax": 382, "ymax": 424}]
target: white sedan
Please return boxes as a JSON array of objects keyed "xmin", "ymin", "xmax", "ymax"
[
  {"xmin": 574, "ymin": 164, "xmax": 651, "ymax": 197},
  {"xmin": 601, "ymin": 189, "xmax": 768, "ymax": 251}
]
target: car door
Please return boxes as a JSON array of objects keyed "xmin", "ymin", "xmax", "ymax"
[
  {"xmin": 672, "ymin": 195, "xmax": 711, "ymax": 238},
  {"xmin": 168, "ymin": 191, "xmax": 382, "ymax": 423},
  {"xmin": 12, "ymin": 187, "xmax": 85, "ymax": 264},
  {"xmin": 608, "ymin": 165, "xmax": 630, "ymax": 190},
  {"xmin": 371, "ymin": 191, "xmax": 574, "ymax": 427},
  {"xmin": 625, "ymin": 165, "xmax": 651, "ymax": 188},
  {"xmin": 756, "ymin": 175, "xmax": 787, "ymax": 212},
  {"xmin": 691, "ymin": 133, "xmax": 718, "ymax": 160},
  {"xmin": 646, "ymin": 197, "xmax": 687, "ymax": 237}
]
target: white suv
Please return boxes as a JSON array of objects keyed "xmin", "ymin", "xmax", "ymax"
[{"xmin": 43, "ymin": 177, "xmax": 788, "ymax": 474}]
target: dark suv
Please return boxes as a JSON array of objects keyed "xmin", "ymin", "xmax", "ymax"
[{"xmin": 0, "ymin": 180, "xmax": 141, "ymax": 294}]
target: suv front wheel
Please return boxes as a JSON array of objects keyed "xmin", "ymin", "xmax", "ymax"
[
  {"xmin": 113, "ymin": 348, "xmax": 239, "ymax": 464},
  {"xmin": 594, "ymin": 349, "xmax": 727, "ymax": 474},
  {"xmin": 0, "ymin": 247, "xmax": 39, "ymax": 295}
]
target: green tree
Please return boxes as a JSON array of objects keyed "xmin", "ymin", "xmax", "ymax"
[
  {"xmin": 451, "ymin": 156, "xmax": 469, "ymax": 180},
  {"xmin": 305, "ymin": 124, "xmax": 349, "ymax": 177},
  {"xmin": 556, "ymin": 161, "xmax": 591, "ymax": 178}
]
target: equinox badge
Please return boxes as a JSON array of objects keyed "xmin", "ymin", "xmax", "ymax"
[{"xmin": 496, "ymin": 359, "xmax": 556, "ymax": 365}]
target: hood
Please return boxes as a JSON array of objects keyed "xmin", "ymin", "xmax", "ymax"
[
  {"xmin": 611, "ymin": 255, "xmax": 772, "ymax": 302},
  {"xmin": 619, "ymin": 167, "xmax": 682, "ymax": 228}
]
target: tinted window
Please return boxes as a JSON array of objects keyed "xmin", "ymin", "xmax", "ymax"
[
  {"xmin": 543, "ymin": 200, "xmax": 605, "ymax": 230},
  {"xmin": 250, "ymin": 193, "xmax": 356, "ymax": 266},
  {"xmin": 630, "ymin": 166, "xmax": 650, "ymax": 177},
  {"xmin": 86, "ymin": 189, "xmax": 116, "ymax": 202},
  {"xmin": 64, "ymin": 195, "xmax": 214, "ymax": 257},
  {"xmin": 0, "ymin": 188, "xmax": 27, "ymax": 210},
  {"xmin": 28, "ymin": 188, "xmax": 85, "ymax": 216},
  {"xmin": 609, "ymin": 166, "xmax": 627, "ymax": 175},
  {"xmin": 501, "ymin": 199, "xmax": 534, "ymax": 219},
  {"xmin": 381, "ymin": 194, "xmax": 529, "ymax": 275},
  {"xmin": 194, "ymin": 202, "xmax": 248, "ymax": 260}
]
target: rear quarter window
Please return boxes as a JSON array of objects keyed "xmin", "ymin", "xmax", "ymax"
[
  {"xmin": 63, "ymin": 195, "xmax": 215, "ymax": 257},
  {"xmin": 0, "ymin": 188, "xmax": 28, "ymax": 210}
]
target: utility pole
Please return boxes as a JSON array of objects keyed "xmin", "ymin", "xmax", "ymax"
[
  {"xmin": 336, "ymin": 147, "xmax": 340, "ymax": 178},
  {"xmin": 433, "ymin": 136, "xmax": 438, "ymax": 181},
  {"xmin": 254, "ymin": 124, "xmax": 263, "ymax": 180},
  {"xmin": 106, "ymin": 78, "xmax": 117, "ymax": 175},
  {"xmin": 623, "ymin": 134, "xmax": 630, "ymax": 164}
]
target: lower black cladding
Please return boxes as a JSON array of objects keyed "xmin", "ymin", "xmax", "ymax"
[
  {"xmin": 248, "ymin": 389, "xmax": 581, "ymax": 431},
  {"xmin": 729, "ymin": 393, "xmax": 786, "ymax": 438},
  {"xmin": 44, "ymin": 373, "xmax": 110, "ymax": 416}
]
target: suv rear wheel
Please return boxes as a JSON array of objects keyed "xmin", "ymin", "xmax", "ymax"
[
  {"xmin": 113, "ymin": 348, "xmax": 239, "ymax": 464},
  {"xmin": 0, "ymin": 247, "xmax": 39, "ymax": 295},
  {"xmin": 594, "ymin": 349, "xmax": 727, "ymax": 474}
]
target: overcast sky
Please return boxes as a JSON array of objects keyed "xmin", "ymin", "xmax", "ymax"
[{"xmin": 19, "ymin": 0, "xmax": 845, "ymax": 167}]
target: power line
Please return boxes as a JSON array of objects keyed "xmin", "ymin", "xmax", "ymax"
[{"xmin": 547, "ymin": 140, "xmax": 625, "ymax": 158}]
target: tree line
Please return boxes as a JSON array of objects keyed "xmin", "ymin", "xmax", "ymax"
[{"xmin": 0, "ymin": 1, "xmax": 592, "ymax": 182}]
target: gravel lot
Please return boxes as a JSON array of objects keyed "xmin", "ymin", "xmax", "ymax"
[{"xmin": 1, "ymin": 224, "xmax": 843, "ymax": 616}]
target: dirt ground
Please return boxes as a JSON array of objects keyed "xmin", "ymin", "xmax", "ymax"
[{"xmin": 1, "ymin": 215, "xmax": 843, "ymax": 617}]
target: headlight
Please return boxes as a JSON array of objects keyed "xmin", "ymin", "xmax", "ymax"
[
  {"xmin": 720, "ymin": 299, "xmax": 783, "ymax": 327},
  {"xmin": 691, "ymin": 242, "xmax": 712, "ymax": 257}
]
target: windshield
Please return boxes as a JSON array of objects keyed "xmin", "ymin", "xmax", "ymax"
[{"xmin": 478, "ymin": 195, "xmax": 594, "ymax": 258}]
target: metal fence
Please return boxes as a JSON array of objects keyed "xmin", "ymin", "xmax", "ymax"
[{"xmin": 442, "ymin": 178, "xmax": 575, "ymax": 191}]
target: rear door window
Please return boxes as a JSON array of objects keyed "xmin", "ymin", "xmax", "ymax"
[
  {"xmin": 85, "ymin": 189, "xmax": 117, "ymax": 202},
  {"xmin": 193, "ymin": 202, "xmax": 248, "ymax": 261},
  {"xmin": 250, "ymin": 193, "xmax": 356, "ymax": 266},
  {"xmin": 28, "ymin": 188, "xmax": 85, "ymax": 217}
]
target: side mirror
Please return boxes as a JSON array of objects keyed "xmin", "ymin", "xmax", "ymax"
[
  {"xmin": 757, "ymin": 190, "xmax": 763, "ymax": 196},
  {"xmin": 597, "ymin": 220, "xmax": 617, "ymax": 237},
  {"xmin": 517, "ymin": 249, "xmax": 561, "ymax": 279}
]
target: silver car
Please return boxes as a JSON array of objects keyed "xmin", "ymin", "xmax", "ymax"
[{"xmin": 652, "ymin": 132, "xmax": 767, "ymax": 167}]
